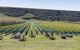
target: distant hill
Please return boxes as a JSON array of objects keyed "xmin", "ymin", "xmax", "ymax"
[{"xmin": 0, "ymin": 7, "xmax": 80, "ymax": 21}]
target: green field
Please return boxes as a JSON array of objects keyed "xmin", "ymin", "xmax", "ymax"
[{"xmin": 0, "ymin": 20, "xmax": 80, "ymax": 50}]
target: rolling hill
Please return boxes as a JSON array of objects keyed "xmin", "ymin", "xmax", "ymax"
[{"xmin": 0, "ymin": 7, "xmax": 80, "ymax": 21}]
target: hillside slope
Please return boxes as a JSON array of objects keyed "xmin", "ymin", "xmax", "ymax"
[
  {"xmin": 0, "ymin": 13, "xmax": 24, "ymax": 26},
  {"xmin": 0, "ymin": 7, "xmax": 80, "ymax": 21}
]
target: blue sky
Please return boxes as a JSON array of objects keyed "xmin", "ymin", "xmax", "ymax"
[{"xmin": 0, "ymin": 0, "xmax": 80, "ymax": 11}]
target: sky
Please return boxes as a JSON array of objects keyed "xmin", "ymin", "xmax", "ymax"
[{"xmin": 0, "ymin": 0, "xmax": 80, "ymax": 11}]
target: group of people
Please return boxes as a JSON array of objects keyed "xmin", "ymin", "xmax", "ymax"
[
  {"xmin": 0, "ymin": 31, "xmax": 36, "ymax": 41},
  {"xmin": 11, "ymin": 32, "xmax": 26, "ymax": 41},
  {"xmin": 0, "ymin": 30, "xmax": 73, "ymax": 41},
  {"xmin": 61, "ymin": 34, "xmax": 73, "ymax": 39}
]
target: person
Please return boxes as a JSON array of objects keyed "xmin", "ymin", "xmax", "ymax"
[
  {"xmin": 10, "ymin": 33, "xmax": 15, "ymax": 39},
  {"xmin": 61, "ymin": 34, "xmax": 67, "ymax": 39},
  {"xmin": 16, "ymin": 32, "xmax": 21, "ymax": 39},
  {"xmin": 19, "ymin": 35, "xmax": 26, "ymax": 41},
  {"xmin": 0, "ymin": 35, "xmax": 3, "ymax": 40},
  {"xmin": 30, "ymin": 31, "xmax": 36, "ymax": 38}
]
